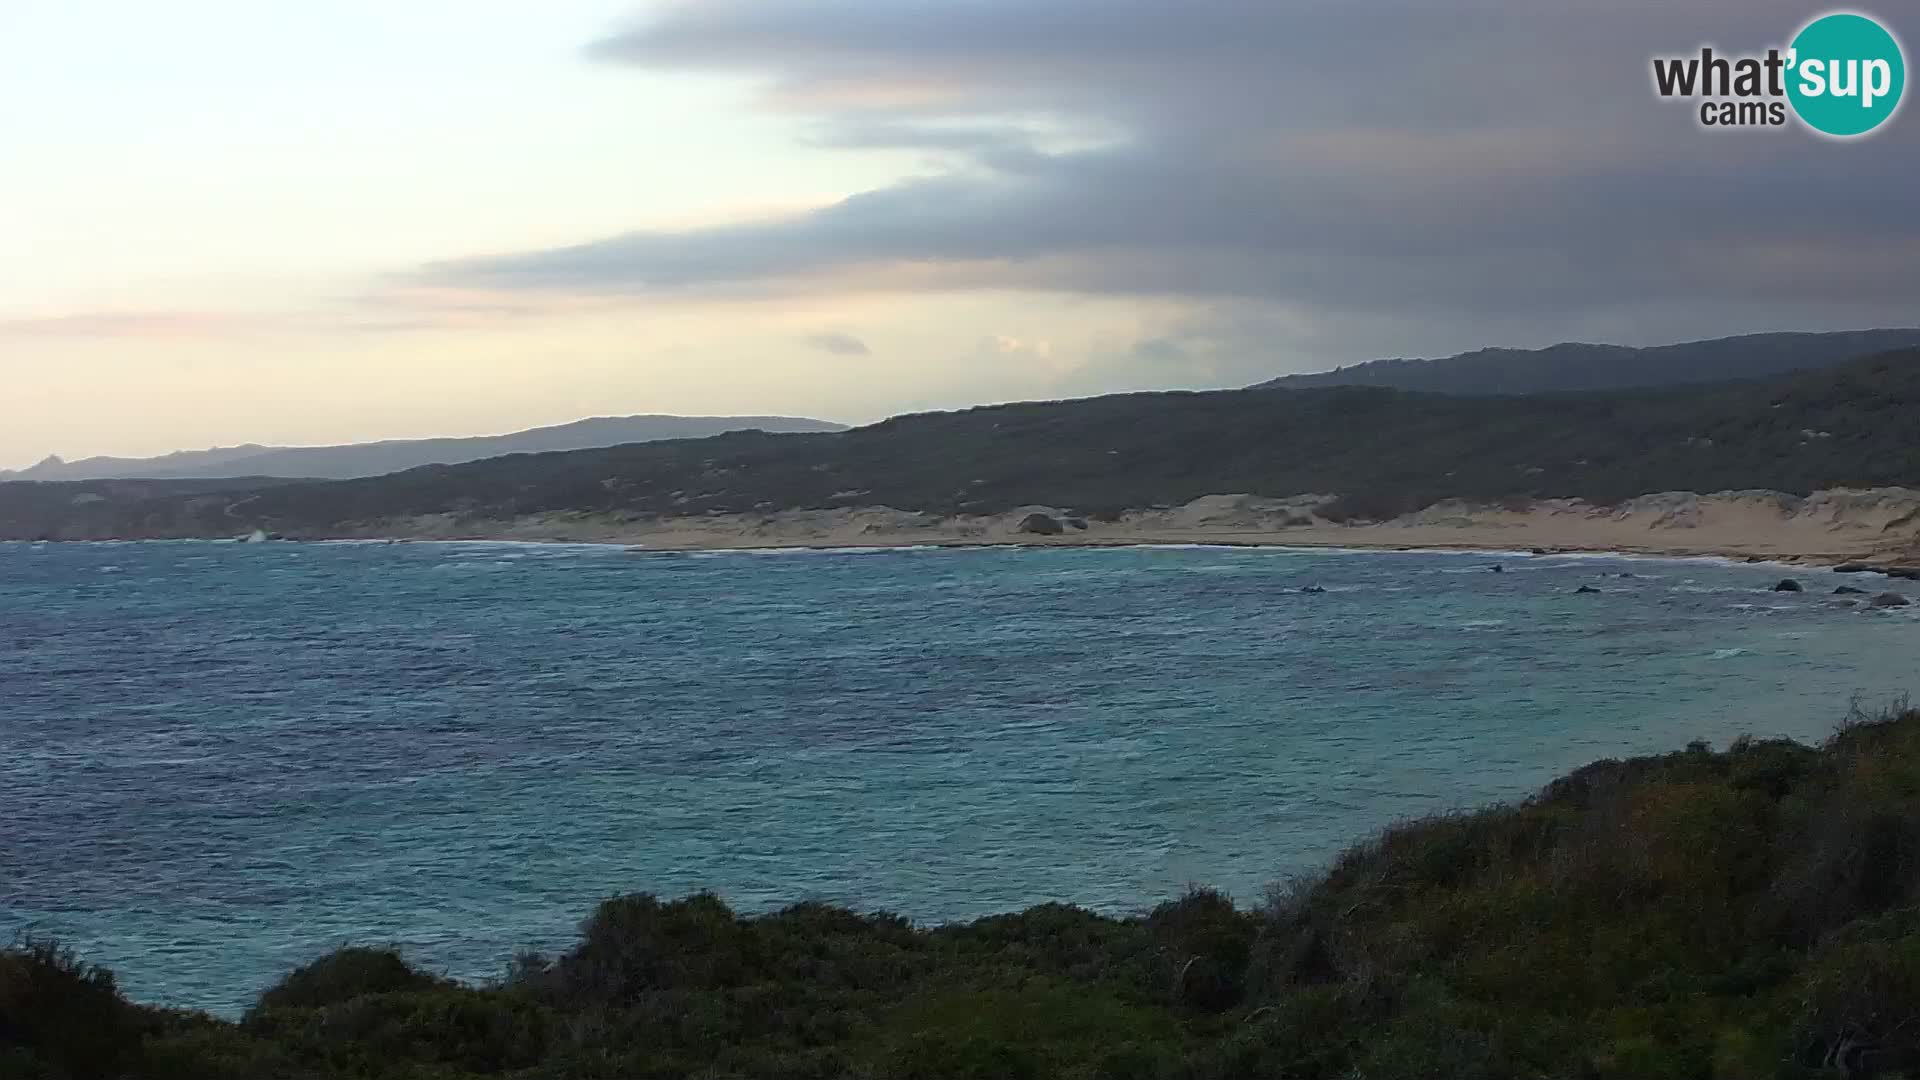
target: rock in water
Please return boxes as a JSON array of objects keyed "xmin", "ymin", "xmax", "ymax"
[
  {"xmin": 1575, "ymin": 585, "xmax": 1600, "ymax": 594},
  {"xmin": 1871, "ymin": 592, "xmax": 1911, "ymax": 608},
  {"xmin": 1835, "ymin": 585, "xmax": 1868, "ymax": 595},
  {"xmin": 1773, "ymin": 579, "xmax": 1803, "ymax": 592},
  {"xmin": 1017, "ymin": 513, "xmax": 1064, "ymax": 536}
]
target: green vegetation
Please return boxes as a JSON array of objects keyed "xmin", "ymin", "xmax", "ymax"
[
  {"xmin": 11, "ymin": 707, "xmax": 1920, "ymax": 1078},
  {"xmin": 6, "ymin": 348, "xmax": 1920, "ymax": 540},
  {"xmin": 1253, "ymin": 329, "xmax": 1920, "ymax": 396}
]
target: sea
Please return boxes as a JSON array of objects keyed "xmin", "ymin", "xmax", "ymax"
[{"xmin": 3, "ymin": 538, "xmax": 1917, "ymax": 1014}]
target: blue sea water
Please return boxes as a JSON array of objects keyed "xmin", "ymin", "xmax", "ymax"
[{"xmin": 2, "ymin": 539, "xmax": 1917, "ymax": 1014}]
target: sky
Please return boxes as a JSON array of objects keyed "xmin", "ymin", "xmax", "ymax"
[{"xmin": 3, "ymin": 1, "xmax": 1917, "ymax": 467}]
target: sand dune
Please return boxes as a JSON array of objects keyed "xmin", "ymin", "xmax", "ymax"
[{"xmin": 358, "ymin": 488, "xmax": 1920, "ymax": 567}]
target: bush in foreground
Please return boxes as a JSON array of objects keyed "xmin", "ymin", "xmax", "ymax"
[{"xmin": 8, "ymin": 708, "xmax": 1920, "ymax": 1078}]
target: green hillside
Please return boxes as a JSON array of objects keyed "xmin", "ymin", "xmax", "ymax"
[
  {"xmin": 4, "ymin": 349, "xmax": 1920, "ymax": 540},
  {"xmin": 1252, "ymin": 329, "xmax": 1920, "ymax": 395}
]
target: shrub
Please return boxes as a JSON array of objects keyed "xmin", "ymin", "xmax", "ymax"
[
  {"xmin": 548, "ymin": 892, "xmax": 756, "ymax": 1002},
  {"xmin": 1792, "ymin": 913, "xmax": 1920, "ymax": 1076},
  {"xmin": 1145, "ymin": 888, "xmax": 1257, "ymax": 1011},
  {"xmin": 873, "ymin": 983, "xmax": 1179, "ymax": 1080},
  {"xmin": 0, "ymin": 937, "xmax": 143, "ymax": 1079},
  {"xmin": 252, "ymin": 946, "xmax": 443, "ymax": 1013},
  {"xmin": 1314, "ymin": 491, "xmax": 1421, "ymax": 524}
]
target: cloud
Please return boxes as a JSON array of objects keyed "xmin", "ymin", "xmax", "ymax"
[
  {"xmin": 802, "ymin": 330, "xmax": 871, "ymax": 355},
  {"xmin": 0, "ymin": 296, "xmax": 585, "ymax": 342},
  {"xmin": 0, "ymin": 311, "xmax": 259, "ymax": 340},
  {"xmin": 979, "ymin": 334, "xmax": 1051, "ymax": 359},
  {"xmin": 427, "ymin": 0, "xmax": 1920, "ymax": 368}
]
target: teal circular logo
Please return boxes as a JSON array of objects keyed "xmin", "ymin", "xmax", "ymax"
[{"xmin": 1787, "ymin": 12, "xmax": 1906, "ymax": 137}]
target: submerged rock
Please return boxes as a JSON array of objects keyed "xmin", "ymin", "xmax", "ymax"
[
  {"xmin": 1773, "ymin": 579, "xmax": 1803, "ymax": 592},
  {"xmin": 1834, "ymin": 585, "xmax": 1868, "ymax": 595},
  {"xmin": 1871, "ymin": 592, "xmax": 1911, "ymax": 608}
]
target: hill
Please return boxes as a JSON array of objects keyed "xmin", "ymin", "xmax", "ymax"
[
  {"xmin": 5, "ymin": 347, "xmax": 1920, "ymax": 541},
  {"xmin": 1252, "ymin": 329, "xmax": 1920, "ymax": 395},
  {"xmin": 8, "ymin": 705, "xmax": 1920, "ymax": 1078},
  {"xmin": 0, "ymin": 414, "xmax": 847, "ymax": 482}
]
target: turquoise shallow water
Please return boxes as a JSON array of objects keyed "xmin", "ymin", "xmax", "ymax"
[{"xmin": 2, "ymin": 539, "xmax": 1917, "ymax": 1014}]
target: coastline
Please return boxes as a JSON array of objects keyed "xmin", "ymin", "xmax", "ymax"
[
  {"xmin": 333, "ymin": 488, "xmax": 1920, "ymax": 570},
  {"xmin": 14, "ymin": 487, "xmax": 1920, "ymax": 571}
]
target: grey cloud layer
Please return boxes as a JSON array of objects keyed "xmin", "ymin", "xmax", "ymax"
[{"xmin": 432, "ymin": 0, "xmax": 1920, "ymax": 365}]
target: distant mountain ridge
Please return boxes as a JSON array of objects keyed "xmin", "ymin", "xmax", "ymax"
[
  {"xmin": 1253, "ymin": 330, "xmax": 1920, "ymax": 395},
  {"xmin": 1, "ymin": 414, "xmax": 848, "ymax": 482},
  {"xmin": 10, "ymin": 345, "xmax": 1920, "ymax": 541}
]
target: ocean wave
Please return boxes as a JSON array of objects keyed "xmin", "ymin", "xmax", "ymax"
[
  {"xmin": 675, "ymin": 544, "xmax": 948, "ymax": 557},
  {"xmin": 10, "ymin": 537, "xmax": 1920, "ymax": 1016}
]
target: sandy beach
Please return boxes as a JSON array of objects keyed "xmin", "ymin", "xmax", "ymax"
[{"xmin": 348, "ymin": 487, "xmax": 1920, "ymax": 568}]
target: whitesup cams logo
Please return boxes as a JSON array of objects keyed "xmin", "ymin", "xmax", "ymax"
[{"xmin": 1652, "ymin": 10, "xmax": 1906, "ymax": 137}]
